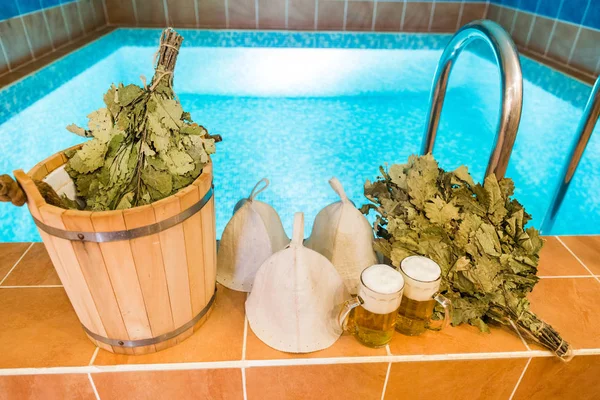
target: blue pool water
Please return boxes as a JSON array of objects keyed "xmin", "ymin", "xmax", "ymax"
[{"xmin": 0, "ymin": 29, "xmax": 598, "ymax": 242}]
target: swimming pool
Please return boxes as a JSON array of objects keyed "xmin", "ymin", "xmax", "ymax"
[{"xmin": 0, "ymin": 29, "xmax": 598, "ymax": 242}]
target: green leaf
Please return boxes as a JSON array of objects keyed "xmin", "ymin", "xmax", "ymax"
[
  {"xmin": 424, "ymin": 196, "xmax": 460, "ymax": 225},
  {"xmin": 141, "ymin": 167, "xmax": 172, "ymax": 196},
  {"xmin": 87, "ymin": 108, "xmax": 113, "ymax": 142},
  {"xmin": 117, "ymin": 84, "xmax": 144, "ymax": 106},
  {"xmin": 453, "ymin": 165, "xmax": 475, "ymax": 187},
  {"xmin": 68, "ymin": 140, "xmax": 107, "ymax": 174}
]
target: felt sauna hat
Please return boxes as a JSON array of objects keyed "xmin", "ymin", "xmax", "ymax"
[
  {"xmin": 217, "ymin": 178, "xmax": 290, "ymax": 292},
  {"xmin": 246, "ymin": 212, "xmax": 347, "ymax": 353},
  {"xmin": 305, "ymin": 177, "xmax": 377, "ymax": 294}
]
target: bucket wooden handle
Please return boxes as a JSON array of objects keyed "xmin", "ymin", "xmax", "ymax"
[{"xmin": 0, "ymin": 174, "xmax": 26, "ymax": 206}]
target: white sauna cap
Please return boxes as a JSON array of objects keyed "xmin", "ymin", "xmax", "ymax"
[
  {"xmin": 401, "ymin": 256, "xmax": 441, "ymax": 282},
  {"xmin": 246, "ymin": 212, "xmax": 347, "ymax": 353},
  {"xmin": 43, "ymin": 165, "xmax": 76, "ymax": 200},
  {"xmin": 305, "ymin": 177, "xmax": 377, "ymax": 295},
  {"xmin": 217, "ymin": 178, "xmax": 290, "ymax": 292},
  {"xmin": 362, "ymin": 264, "xmax": 404, "ymax": 294}
]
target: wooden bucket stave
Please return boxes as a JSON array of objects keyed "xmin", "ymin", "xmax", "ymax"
[{"xmin": 14, "ymin": 147, "xmax": 217, "ymax": 355}]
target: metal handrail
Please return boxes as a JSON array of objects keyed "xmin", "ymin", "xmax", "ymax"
[
  {"xmin": 421, "ymin": 20, "xmax": 523, "ymax": 179},
  {"xmin": 540, "ymin": 77, "xmax": 600, "ymax": 234}
]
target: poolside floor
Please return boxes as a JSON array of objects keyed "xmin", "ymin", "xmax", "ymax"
[{"xmin": 0, "ymin": 236, "xmax": 599, "ymax": 399}]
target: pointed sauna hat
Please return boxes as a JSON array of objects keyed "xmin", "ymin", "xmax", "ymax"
[
  {"xmin": 246, "ymin": 212, "xmax": 347, "ymax": 353},
  {"xmin": 305, "ymin": 177, "xmax": 377, "ymax": 294},
  {"xmin": 217, "ymin": 178, "xmax": 289, "ymax": 292}
]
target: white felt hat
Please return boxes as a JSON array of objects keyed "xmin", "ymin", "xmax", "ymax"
[
  {"xmin": 305, "ymin": 177, "xmax": 377, "ymax": 294},
  {"xmin": 217, "ymin": 178, "xmax": 290, "ymax": 292},
  {"xmin": 246, "ymin": 212, "xmax": 347, "ymax": 353}
]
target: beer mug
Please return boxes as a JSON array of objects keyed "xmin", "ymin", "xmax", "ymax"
[
  {"xmin": 338, "ymin": 264, "xmax": 404, "ymax": 348},
  {"xmin": 396, "ymin": 256, "xmax": 451, "ymax": 336}
]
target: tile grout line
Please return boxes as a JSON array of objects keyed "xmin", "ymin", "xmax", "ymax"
[
  {"xmin": 371, "ymin": 0, "xmax": 378, "ymax": 32},
  {"xmin": 555, "ymin": 236, "xmax": 600, "ymax": 283},
  {"xmin": 0, "ymin": 36, "xmax": 12, "ymax": 71},
  {"xmin": 538, "ymin": 275, "xmax": 596, "ymax": 279},
  {"xmin": 163, "ymin": 0, "xmax": 169, "ymax": 26},
  {"xmin": 254, "ymin": 0, "xmax": 259, "ymax": 29},
  {"xmin": 342, "ymin": 0, "xmax": 348, "ymax": 31},
  {"xmin": 567, "ymin": 0, "xmax": 591, "ymax": 64},
  {"xmin": 510, "ymin": 320, "xmax": 531, "ymax": 351},
  {"xmin": 380, "ymin": 362, "xmax": 392, "ymax": 400},
  {"xmin": 427, "ymin": 0, "xmax": 435, "ymax": 33},
  {"xmin": 313, "ymin": 0, "xmax": 318, "ymax": 31},
  {"xmin": 60, "ymin": 4, "xmax": 72, "ymax": 41},
  {"xmin": 0, "ymin": 285, "xmax": 64, "ymax": 289},
  {"xmin": 89, "ymin": 347, "xmax": 100, "ymax": 366},
  {"xmin": 455, "ymin": 1, "xmax": 465, "ymax": 32},
  {"xmin": 508, "ymin": 357, "xmax": 531, "ymax": 400},
  {"xmin": 41, "ymin": 7, "xmax": 56, "ymax": 51},
  {"xmin": 132, "ymin": 0, "xmax": 139, "ymax": 27},
  {"xmin": 241, "ymin": 298, "xmax": 248, "ymax": 400},
  {"xmin": 102, "ymin": 0, "xmax": 109, "ymax": 25},
  {"xmin": 89, "ymin": 0, "xmax": 98, "ymax": 26},
  {"xmin": 6, "ymin": 349, "xmax": 597, "ymax": 377},
  {"xmin": 76, "ymin": 2, "xmax": 86, "ymax": 36},
  {"xmin": 0, "ymin": 243, "xmax": 34, "ymax": 286},
  {"xmin": 193, "ymin": 0, "xmax": 200, "ymax": 27},
  {"xmin": 509, "ymin": 5, "xmax": 518, "ymax": 35},
  {"xmin": 567, "ymin": 26, "xmax": 583, "ymax": 65},
  {"xmin": 88, "ymin": 373, "xmax": 101, "ymax": 400},
  {"xmin": 543, "ymin": 0, "xmax": 565, "ymax": 56},
  {"xmin": 224, "ymin": 0, "xmax": 230, "ymax": 28},
  {"xmin": 400, "ymin": 0, "xmax": 406, "ymax": 32},
  {"xmin": 19, "ymin": 16, "xmax": 36, "ymax": 60}
]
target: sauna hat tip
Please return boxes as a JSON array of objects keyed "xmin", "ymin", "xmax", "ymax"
[
  {"xmin": 246, "ymin": 212, "xmax": 347, "ymax": 353},
  {"xmin": 305, "ymin": 177, "xmax": 377, "ymax": 295},
  {"xmin": 217, "ymin": 178, "xmax": 290, "ymax": 292}
]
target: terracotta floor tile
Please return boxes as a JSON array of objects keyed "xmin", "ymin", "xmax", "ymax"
[
  {"xmin": 559, "ymin": 236, "xmax": 600, "ymax": 275},
  {"xmin": 528, "ymin": 278, "xmax": 600, "ymax": 350},
  {"xmin": 0, "ymin": 242, "xmax": 30, "ymax": 281},
  {"xmin": 513, "ymin": 355, "xmax": 600, "ymax": 400},
  {"xmin": 92, "ymin": 369, "xmax": 243, "ymax": 400},
  {"xmin": 537, "ymin": 236, "xmax": 590, "ymax": 276},
  {"xmin": 0, "ymin": 288, "xmax": 96, "ymax": 368},
  {"xmin": 246, "ymin": 327, "xmax": 387, "ymax": 360},
  {"xmin": 94, "ymin": 285, "xmax": 246, "ymax": 365},
  {"xmin": 389, "ymin": 323, "xmax": 527, "ymax": 355},
  {"xmin": 246, "ymin": 363, "xmax": 387, "ymax": 400},
  {"xmin": 0, "ymin": 374, "xmax": 96, "ymax": 400},
  {"xmin": 1, "ymin": 243, "xmax": 61, "ymax": 286},
  {"xmin": 384, "ymin": 358, "xmax": 527, "ymax": 400}
]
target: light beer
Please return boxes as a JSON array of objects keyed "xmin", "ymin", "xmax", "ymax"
[
  {"xmin": 396, "ymin": 256, "xmax": 444, "ymax": 336},
  {"xmin": 351, "ymin": 306, "xmax": 398, "ymax": 347},
  {"xmin": 340, "ymin": 264, "xmax": 404, "ymax": 348}
]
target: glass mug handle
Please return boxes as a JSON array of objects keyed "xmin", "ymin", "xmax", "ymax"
[
  {"xmin": 425, "ymin": 293, "xmax": 452, "ymax": 332},
  {"xmin": 337, "ymin": 296, "xmax": 363, "ymax": 331}
]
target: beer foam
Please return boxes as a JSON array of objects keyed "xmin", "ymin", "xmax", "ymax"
[
  {"xmin": 362, "ymin": 264, "xmax": 404, "ymax": 294},
  {"xmin": 401, "ymin": 256, "xmax": 441, "ymax": 282}
]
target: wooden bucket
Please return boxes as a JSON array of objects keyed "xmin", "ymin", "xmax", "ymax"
[{"xmin": 14, "ymin": 146, "xmax": 217, "ymax": 355}]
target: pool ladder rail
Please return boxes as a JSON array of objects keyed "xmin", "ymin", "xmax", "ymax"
[
  {"xmin": 422, "ymin": 20, "xmax": 600, "ymax": 233},
  {"xmin": 540, "ymin": 76, "xmax": 600, "ymax": 234},
  {"xmin": 421, "ymin": 20, "xmax": 523, "ymax": 180}
]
